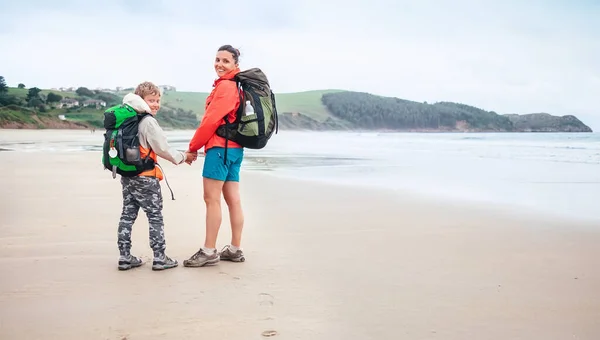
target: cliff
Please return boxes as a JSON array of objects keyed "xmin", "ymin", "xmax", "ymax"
[{"xmin": 503, "ymin": 113, "xmax": 592, "ymax": 132}]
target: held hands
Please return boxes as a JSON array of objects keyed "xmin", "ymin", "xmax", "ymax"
[
  {"xmin": 184, "ymin": 150, "xmax": 197, "ymax": 165},
  {"xmin": 184, "ymin": 149, "xmax": 203, "ymax": 165}
]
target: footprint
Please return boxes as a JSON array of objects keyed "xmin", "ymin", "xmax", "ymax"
[
  {"xmin": 258, "ymin": 293, "xmax": 274, "ymax": 306},
  {"xmin": 258, "ymin": 293, "xmax": 275, "ymax": 322},
  {"xmin": 261, "ymin": 330, "xmax": 278, "ymax": 337}
]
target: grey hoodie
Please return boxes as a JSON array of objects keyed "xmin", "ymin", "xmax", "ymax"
[{"xmin": 122, "ymin": 93, "xmax": 185, "ymax": 165}]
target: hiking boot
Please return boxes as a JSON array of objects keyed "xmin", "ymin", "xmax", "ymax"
[
  {"xmin": 118, "ymin": 254, "xmax": 143, "ymax": 271},
  {"xmin": 219, "ymin": 245, "xmax": 245, "ymax": 262},
  {"xmin": 183, "ymin": 248, "xmax": 220, "ymax": 267},
  {"xmin": 152, "ymin": 253, "xmax": 178, "ymax": 271}
]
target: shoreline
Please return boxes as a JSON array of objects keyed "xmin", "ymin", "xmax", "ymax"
[
  {"xmin": 253, "ymin": 165, "xmax": 600, "ymax": 228},
  {"xmin": 256, "ymin": 170, "xmax": 600, "ymax": 227},
  {"xmin": 1, "ymin": 145, "xmax": 597, "ymax": 225},
  {"xmin": 0, "ymin": 127, "xmax": 596, "ymax": 133},
  {"xmin": 0, "ymin": 128, "xmax": 598, "ymax": 225}
]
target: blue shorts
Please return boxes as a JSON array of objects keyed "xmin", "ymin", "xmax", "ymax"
[{"xmin": 202, "ymin": 147, "xmax": 244, "ymax": 182}]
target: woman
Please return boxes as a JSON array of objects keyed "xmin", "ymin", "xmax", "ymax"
[{"xmin": 184, "ymin": 45, "xmax": 246, "ymax": 267}]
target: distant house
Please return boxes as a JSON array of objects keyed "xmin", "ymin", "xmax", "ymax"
[
  {"xmin": 82, "ymin": 99, "xmax": 107, "ymax": 109},
  {"xmin": 58, "ymin": 98, "xmax": 79, "ymax": 108},
  {"xmin": 94, "ymin": 87, "xmax": 116, "ymax": 93},
  {"xmin": 159, "ymin": 85, "xmax": 176, "ymax": 92}
]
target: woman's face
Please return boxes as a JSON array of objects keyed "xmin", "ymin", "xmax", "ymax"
[{"xmin": 214, "ymin": 50, "xmax": 238, "ymax": 77}]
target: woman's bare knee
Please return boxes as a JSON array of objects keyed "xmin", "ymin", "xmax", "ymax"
[
  {"xmin": 223, "ymin": 181, "xmax": 241, "ymax": 206},
  {"xmin": 203, "ymin": 178, "xmax": 224, "ymax": 204}
]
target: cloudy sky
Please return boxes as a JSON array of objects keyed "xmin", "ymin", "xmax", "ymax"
[{"xmin": 1, "ymin": 0, "xmax": 599, "ymax": 129}]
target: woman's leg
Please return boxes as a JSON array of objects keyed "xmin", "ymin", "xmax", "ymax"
[
  {"xmin": 219, "ymin": 148, "xmax": 246, "ymax": 262},
  {"xmin": 223, "ymin": 181, "xmax": 244, "ymax": 247},
  {"xmin": 183, "ymin": 147, "xmax": 226, "ymax": 267},
  {"xmin": 203, "ymin": 177, "xmax": 224, "ymax": 249}
]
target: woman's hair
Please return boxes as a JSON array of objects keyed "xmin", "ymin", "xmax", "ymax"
[{"xmin": 218, "ymin": 44, "xmax": 240, "ymax": 64}]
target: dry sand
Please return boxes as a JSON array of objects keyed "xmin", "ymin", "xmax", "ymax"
[{"xmin": 1, "ymin": 150, "xmax": 599, "ymax": 339}]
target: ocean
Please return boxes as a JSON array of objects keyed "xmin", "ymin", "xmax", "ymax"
[{"xmin": 2, "ymin": 129, "xmax": 599, "ymax": 223}]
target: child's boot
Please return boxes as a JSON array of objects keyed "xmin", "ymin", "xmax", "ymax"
[{"xmin": 152, "ymin": 252, "xmax": 178, "ymax": 271}]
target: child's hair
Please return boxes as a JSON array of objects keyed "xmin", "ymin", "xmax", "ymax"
[
  {"xmin": 218, "ymin": 45, "xmax": 241, "ymax": 64},
  {"xmin": 134, "ymin": 81, "xmax": 161, "ymax": 98}
]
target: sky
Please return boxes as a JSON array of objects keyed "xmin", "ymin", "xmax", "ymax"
[{"xmin": 1, "ymin": 0, "xmax": 599, "ymax": 130}]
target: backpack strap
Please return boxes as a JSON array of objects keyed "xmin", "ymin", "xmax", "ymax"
[
  {"xmin": 221, "ymin": 79, "xmax": 244, "ymax": 165},
  {"xmin": 136, "ymin": 113, "xmax": 158, "ymax": 171}
]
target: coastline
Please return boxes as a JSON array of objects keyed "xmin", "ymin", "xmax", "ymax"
[
  {"xmin": 1, "ymin": 150, "xmax": 599, "ymax": 339},
  {"xmin": 1, "ymin": 129, "xmax": 599, "ymax": 224},
  {"xmin": 0, "ymin": 125, "xmax": 594, "ymax": 132}
]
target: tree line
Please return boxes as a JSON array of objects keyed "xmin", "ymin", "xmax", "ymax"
[
  {"xmin": 321, "ymin": 91, "xmax": 514, "ymax": 131},
  {"xmin": 0, "ymin": 76, "xmax": 199, "ymax": 129},
  {"xmin": 0, "ymin": 76, "xmax": 123, "ymax": 110}
]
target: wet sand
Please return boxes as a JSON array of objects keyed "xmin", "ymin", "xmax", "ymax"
[{"xmin": 1, "ymin": 150, "xmax": 599, "ymax": 339}]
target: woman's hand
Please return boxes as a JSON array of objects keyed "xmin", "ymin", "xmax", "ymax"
[{"xmin": 184, "ymin": 150, "xmax": 198, "ymax": 165}]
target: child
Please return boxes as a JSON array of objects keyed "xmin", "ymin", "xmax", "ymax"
[{"xmin": 117, "ymin": 81, "xmax": 196, "ymax": 271}]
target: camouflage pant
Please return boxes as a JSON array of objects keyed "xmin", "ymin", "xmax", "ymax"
[{"xmin": 117, "ymin": 176, "xmax": 165, "ymax": 256}]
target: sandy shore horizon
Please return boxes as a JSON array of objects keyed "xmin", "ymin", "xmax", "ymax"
[{"xmin": 1, "ymin": 150, "xmax": 599, "ymax": 339}]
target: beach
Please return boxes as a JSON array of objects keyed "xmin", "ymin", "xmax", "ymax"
[
  {"xmin": 1, "ymin": 146, "xmax": 600, "ymax": 339},
  {"xmin": 1, "ymin": 130, "xmax": 600, "ymax": 339}
]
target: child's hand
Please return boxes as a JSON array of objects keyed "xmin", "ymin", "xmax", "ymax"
[{"xmin": 184, "ymin": 150, "xmax": 198, "ymax": 165}]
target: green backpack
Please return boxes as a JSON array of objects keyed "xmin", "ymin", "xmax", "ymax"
[
  {"xmin": 102, "ymin": 104, "xmax": 155, "ymax": 178},
  {"xmin": 216, "ymin": 68, "xmax": 279, "ymax": 161}
]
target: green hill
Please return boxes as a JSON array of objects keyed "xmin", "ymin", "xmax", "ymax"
[
  {"xmin": 318, "ymin": 92, "xmax": 591, "ymax": 132},
  {"xmin": 7, "ymin": 87, "xmax": 78, "ymax": 99},
  {"xmin": 160, "ymin": 89, "xmax": 344, "ymax": 122},
  {"xmin": 503, "ymin": 113, "xmax": 593, "ymax": 132},
  {"xmin": 0, "ymin": 78, "xmax": 592, "ymax": 132}
]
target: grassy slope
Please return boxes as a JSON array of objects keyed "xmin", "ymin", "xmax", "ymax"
[
  {"xmin": 271, "ymin": 90, "xmax": 345, "ymax": 121},
  {"xmin": 161, "ymin": 89, "xmax": 345, "ymax": 122},
  {"xmin": 0, "ymin": 105, "xmax": 41, "ymax": 126},
  {"xmin": 7, "ymin": 87, "xmax": 78, "ymax": 99},
  {"xmin": 4, "ymin": 88, "xmax": 104, "ymax": 127},
  {"xmin": 2, "ymin": 87, "xmax": 345, "ymax": 128},
  {"xmin": 161, "ymin": 91, "xmax": 208, "ymax": 114}
]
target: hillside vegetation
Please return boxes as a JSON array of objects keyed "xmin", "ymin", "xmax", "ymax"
[
  {"xmin": 0, "ymin": 75, "xmax": 592, "ymax": 132},
  {"xmin": 315, "ymin": 92, "xmax": 591, "ymax": 132},
  {"xmin": 161, "ymin": 89, "xmax": 343, "ymax": 122},
  {"xmin": 503, "ymin": 113, "xmax": 593, "ymax": 132},
  {"xmin": 1, "ymin": 78, "xmax": 199, "ymax": 130},
  {"xmin": 321, "ymin": 92, "xmax": 515, "ymax": 132}
]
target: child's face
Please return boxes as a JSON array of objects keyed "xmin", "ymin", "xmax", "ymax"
[{"xmin": 143, "ymin": 93, "xmax": 161, "ymax": 115}]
